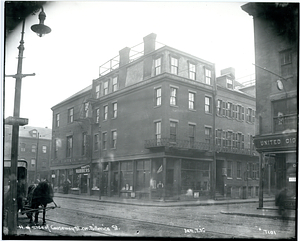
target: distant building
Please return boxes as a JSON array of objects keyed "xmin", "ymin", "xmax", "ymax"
[
  {"xmin": 242, "ymin": 3, "xmax": 298, "ymax": 207},
  {"xmin": 51, "ymin": 33, "xmax": 258, "ymax": 200},
  {"xmin": 4, "ymin": 125, "xmax": 52, "ymax": 184}
]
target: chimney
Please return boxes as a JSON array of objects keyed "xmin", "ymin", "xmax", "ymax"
[
  {"xmin": 119, "ymin": 47, "xmax": 131, "ymax": 67},
  {"xmin": 143, "ymin": 33, "xmax": 157, "ymax": 55},
  {"xmin": 221, "ymin": 67, "xmax": 235, "ymax": 79}
]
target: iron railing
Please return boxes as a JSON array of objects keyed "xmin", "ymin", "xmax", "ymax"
[
  {"xmin": 145, "ymin": 138, "xmax": 254, "ymax": 155},
  {"xmin": 273, "ymin": 114, "xmax": 297, "ymax": 133}
]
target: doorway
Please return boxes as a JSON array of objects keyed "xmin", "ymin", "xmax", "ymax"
[{"xmin": 216, "ymin": 160, "xmax": 224, "ymax": 195}]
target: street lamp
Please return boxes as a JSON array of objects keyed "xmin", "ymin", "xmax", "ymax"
[{"xmin": 5, "ymin": 8, "xmax": 51, "ymax": 235}]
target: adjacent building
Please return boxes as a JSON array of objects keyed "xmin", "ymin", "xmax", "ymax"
[
  {"xmin": 4, "ymin": 125, "xmax": 52, "ymax": 184},
  {"xmin": 51, "ymin": 33, "xmax": 258, "ymax": 200},
  {"xmin": 242, "ymin": 3, "xmax": 298, "ymax": 207}
]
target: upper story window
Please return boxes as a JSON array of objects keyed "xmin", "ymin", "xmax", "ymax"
[
  {"xmin": 84, "ymin": 102, "xmax": 89, "ymax": 118},
  {"xmin": 154, "ymin": 57, "xmax": 161, "ymax": 75},
  {"xmin": 226, "ymin": 102, "xmax": 233, "ymax": 118},
  {"xmin": 54, "ymin": 139, "xmax": 58, "ymax": 159},
  {"xmin": 68, "ymin": 108, "xmax": 74, "ymax": 123},
  {"xmin": 96, "ymin": 84, "xmax": 100, "ymax": 98},
  {"xmin": 104, "ymin": 81, "xmax": 108, "ymax": 95},
  {"xmin": 56, "ymin": 113, "xmax": 60, "ymax": 127},
  {"xmin": 280, "ymin": 49, "xmax": 292, "ymax": 78},
  {"xmin": 67, "ymin": 136, "xmax": 73, "ymax": 157},
  {"xmin": 31, "ymin": 159, "xmax": 36, "ymax": 168},
  {"xmin": 215, "ymin": 129, "xmax": 222, "ymax": 146},
  {"xmin": 205, "ymin": 96, "xmax": 212, "ymax": 113},
  {"xmin": 188, "ymin": 92, "xmax": 195, "ymax": 110},
  {"xmin": 205, "ymin": 126, "xmax": 212, "ymax": 144},
  {"xmin": 170, "ymin": 87, "xmax": 178, "ymax": 106},
  {"xmin": 273, "ymin": 97, "xmax": 297, "ymax": 133},
  {"xmin": 113, "ymin": 102, "xmax": 118, "ymax": 118},
  {"xmin": 237, "ymin": 162, "xmax": 241, "ymax": 178},
  {"xmin": 32, "ymin": 130, "xmax": 37, "ymax": 138},
  {"xmin": 20, "ymin": 143, "xmax": 26, "ymax": 152},
  {"xmin": 111, "ymin": 130, "xmax": 117, "ymax": 149},
  {"xmin": 32, "ymin": 144, "xmax": 36, "ymax": 153},
  {"xmin": 237, "ymin": 105, "xmax": 244, "ymax": 121},
  {"xmin": 170, "ymin": 57, "xmax": 178, "ymax": 75},
  {"xmin": 227, "ymin": 161, "xmax": 233, "ymax": 178},
  {"xmin": 112, "ymin": 77, "xmax": 118, "ymax": 92},
  {"xmin": 96, "ymin": 108, "xmax": 100, "ymax": 123},
  {"xmin": 205, "ymin": 68, "xmax": 212, "ymax": 85},
  {"xmin": 102, "ymin": 132, "xmax": 107, "ymax": 150},
  {"xmin": 189, "ymin": 124, "xmax": 195, "ymax": 145},
  {"xmin": 217, "ymin": 100, "xmax": 222, "ymax": 115},
  {"xmin": 42, "ymin": 145, "xmax": 47, "ymax": 153},
  {"xmin": 155, "ymin": 121, "xmax": 161, "ymax": 144},
  {"xmin": 247, "ymin": 108, "xmax": 255, "ymax": 123},
  {"xmin": 155, "ymin": 87, "xmax": 161, "ymax": 106},
  {"xmin": 226, "ymin": 78, "xmax": 233, "ymax": 89},
  {"xmin": 189, "ymin": 63, "xmax": 196, "ymax": 80},
  {"xmin": 170, "ymin": 121, "xmax": 177, "ymax": 142},
  {"xmin": 103, "ymin": 105, "xmax": 108, "ymax": 121}
]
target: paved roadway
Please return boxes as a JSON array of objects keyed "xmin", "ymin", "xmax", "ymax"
[{"xmin": 13, "ymin": 196, "xmax": 296, "ymax": 238}]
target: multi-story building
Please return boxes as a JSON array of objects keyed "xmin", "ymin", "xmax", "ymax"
[
  {"xmin": 4, "ymin": 125, "xmax": 52, "ymax": 184},
  {"xmin": 51, "ymin": 33, "xmax": 258, "ymax": 200},
  {"xmin": 242, "ymin": 3, "xmax": 298, "ymax": 207}
]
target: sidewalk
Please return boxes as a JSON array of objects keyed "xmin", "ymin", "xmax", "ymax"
[{"xmin": 52, "ymin": 192, "xmax": 297, "ymax": 221}]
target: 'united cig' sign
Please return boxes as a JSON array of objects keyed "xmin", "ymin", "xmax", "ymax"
[{"xmin": 254, "ymin": 133, "xmax": 297, "ymax": 151}]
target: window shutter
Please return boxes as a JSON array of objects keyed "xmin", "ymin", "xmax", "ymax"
[{"xmin": 241, "ymin": 107, "xmax": 245, "ymax": 120}]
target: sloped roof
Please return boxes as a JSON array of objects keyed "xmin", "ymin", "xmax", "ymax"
[{"xmin": 5, "ymin": 125, "xmax": 52, "ymax": 140}]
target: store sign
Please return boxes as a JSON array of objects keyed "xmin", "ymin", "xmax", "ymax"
[
  {"xmin": 254, "ymin": 133, "xmax": 297, "ymax": 151},
  {"xmin": 76, "ymin": 165, "xmax": 90, "ymax": 174}
]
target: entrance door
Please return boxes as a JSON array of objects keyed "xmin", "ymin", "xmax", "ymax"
[
  {"xmin": 166, "ymin": 169, "xmax": 174, "ymax": 197},
  {"xmin": 112, "ymin": 172, "xmax": 119, "ymax": 196},
  {"xmin": 81, "ymin": 174, "xmax": 88, "ymax": 193},
  {"xmin": 216, "ymin": 160, "xmax": 224, "ymax": 195}
]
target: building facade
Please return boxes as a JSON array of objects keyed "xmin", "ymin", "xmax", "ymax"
[
  {"xmin": 242, "ymin": 3, "xmax": 298, "ymax": 207},
  {"xmin": 4, "ymin": 125, "xmax": 52, "ymax": 184},
  {"xmin": 51, "ymin": 33, "xmax": 258, "ymax": 200}
]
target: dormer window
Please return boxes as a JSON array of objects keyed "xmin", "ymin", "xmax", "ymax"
[
  {"xmin": 226, "ymin": 78, "xmax": 233, "ymax": 89},
  {"xmin": 32, "ymin": 130, "xmax": 37, "ymax": 138}
]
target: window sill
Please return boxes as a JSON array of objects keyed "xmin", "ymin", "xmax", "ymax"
[
  {"xmin": 227, "ymin": 177, "xmax": 233, "ymax": 179},
  {"xmin": 154, "ymin": 105, "xmax": 161, "ymax": 109},
  {"xmin": 170, "ymin": 105, "xmax": 178, "ymax": 108},
  {"xmin": 205, "ymin": 112, "xmax": 212, "ymax": 115},
  {"xmin": 188, "ymin": 109, "xmax": 196, "ymax": 112}
]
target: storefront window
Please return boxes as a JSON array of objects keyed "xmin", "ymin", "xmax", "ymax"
[
  {"xmin": 136, "ymin": 160, "xmax": 150, "ymax": 191},
  {"xmin": 181, "ymin": 160, "xmax": 210, "ymax": 192},
  {"xmin": 120, "ymin": 161, "xmax": 133, "ymax": 191}
]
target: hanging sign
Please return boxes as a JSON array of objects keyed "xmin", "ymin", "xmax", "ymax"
[{"xmin": 253, "ymin": 133, "xmax": 297, "ymax": 151}]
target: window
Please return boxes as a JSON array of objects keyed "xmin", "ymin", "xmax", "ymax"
[
  {"xmin": 104, "ymin": 81, "xmax": 108, "ymax": 95},
  {"xmin": 247, "ymin": 108, "xmax": 255, "ymax": 123},
  {"xmin": 56, "ymin": 113, "xmax": 60, "ymax": 127},
  {"xmin": 31, "ymin": 159, "xmax": 36, "ymax": 168},
  {"xmin": 120, "ymin": 161, "xmax": 134, "ymax": 191},
  {"xmin": 227, "ymin": 161, "xmax": 232, "ymax": 178},
  {"xmin": 226, "ymin": 131, "xmax": 232, "ymax": 147},
  {"xmin": 42, "ymin": 145, "xmax": 47, "ymax": 153},
  {"xmin": 188, "ymin": 92, "xmax": 195, "ymax": 110},
  {"xmin": 111, "ymin": 130, "xmax": 117, "ymax": 148},
  {"xmin": 112, "ymin": 77, "xmax": 118, "ymax": 92},
  {"xmin": 113, "ymin": 102, "xmax": 117, "ymax": 118},
  {"xmin": 67, "ymin": 136, "xmax": 73, "ymax": 158},
  {"xmin": 222, "ymin": 102, "xmax": 226, "ymax": 116},
  {"xmin": 96, "ymin": 84, "xmax": 100, "ymax": 98},
  {"xmin": 136, "ymin": 160, "xmax": 150, "ymax": 191},
  {"xmin": 68, "ymin": 108, "xmax": 74, "ymax": 123},
  {"xmin": 82, "ymin": 133, "xmax": 87, "ymax": 155},
  {"xmin": 189, "ymin": 124, "xmax": 195, "ymax": 146},
  {"xmin": 232, "ymin": 105, "xmax": 237, "ymax": 119},
  {"xmin": 84, "ymin": 102, "xmax": 89, "ymax": 118},
  {"xmin": 237, "ymin": 162, "xmax": 241, "ymax": 178},
  {"xmin": 96, "ymin": 108, "xmax": 100, "ymax": 123},
  {"xmin": 54, "ymin": 139, "xmax": 59, "ymax": 159},
  {"xmin": 32, "ymin": 144, "xmax": 36, "ymax": 153},
  {"xmin": 252, "ymin": 163, "xmax": 259, "ymax": 179},
  {"xmin": 171, "ymin": 57, "xmax": 178, "ymax": 75},
  {"xmin": 273, "ymin": 97, "xmax": 297, "ymax": 132},
  {"xmin": 205, "ymin": 68, "xmax": 211, "ymax": 85},
  {"xmin": 155, "ymin": 57, "xmax": 161, "ymax": 75},
  {"xmin": 170, "ymin": 87, "xmax": 177, "ymax": 106},
  {"xmin": 94, "ymin": 134, "xmax": 99, "ymax": 151},
  {"xmin": 20, "ymin": 143, "xmax": 25, "ymax": 152},
  {"xmin": 217, "ymin": 100, "xmax": 222, "ymax": 115},
  {"xmin": 189, "ymin": 63, "xmax": 196, "ymax": 80},
  {"xmin": 155, "ymin": 121, "xmax": 161, "ymax": 144},
  {"xmin": 102, "ymin": 132, "xmax": 107, "ymax": 150},
  {"xmin": 32, "ymin": 130, "xmax": 37, "ymax": 138},
  {"xmin": 226, "ymin": 78, "xmax": 233, "ymax": 89},
  {"xmin": 170, "ymin": 121, "xmax": 177, "ymax": 142},
  {"xmin": 155, "ymin": 87, "xmax": 161, "ymax": 106},
  {"xmin": 103, "ymin": 105, "xmax": 108, "ymax": 120},
  {"xmin": 205, "ymin": 96, "xmax": 212, "ymax": 113},
  {"xmin": 226, "ymin": 102, "xmax": 232, "ymax": 118},
  {"xmin": 280, "ymin": 49, "xmax": 292, "ymax": 77},
  {"xmin": 205, "ymin": 127, "xmax": 212, "ymax": 144},
  {"xmin": 237, "ymin": 105, "xmax": 244, "ymax": 121},
  {"xmin": 232, "ymin": 133, "xmax": 237, "ymax": 148},
  {"xmin": 215, "ymin": 129, "xmax": 222, "ymax": 146}
]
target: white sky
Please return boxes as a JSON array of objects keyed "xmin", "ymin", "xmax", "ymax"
[{"xmin": 3, "ymin": 1, "xmax": 255, "ymax": 129}]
